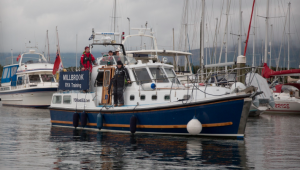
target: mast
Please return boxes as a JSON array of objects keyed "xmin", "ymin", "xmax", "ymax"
[
  {"xmin": 252, "ymin": 1, "xmax": 256, "ymax": 69},
  {"xmin": 200, "ymin": 0, "xmax": 205, "ymax": 82},
  {"xmin": 76, "ymin": 34, "xmax": 78, "ymax": 70},
  {"xmin": 238, "ymin": 0, "xmax": 242, "ymax": 56},
  {"xmin": 184, "ymin": 0, "xmax": 188, "ymax": 71},
  {"xmin": 173, "ymin": 28, "xmax": 175, "ymax": 50},
  {"xmin": 114, "ymin": 0, "xmax": 116, "ymax": 41},
  {"xmin": 288, "ymin": 2, "xmax": 290, "ymax": 69},
  {"xmin": 270, "ymin": 24, "xmax": 273, "ymax": 68},
  {"xmin": 11, "ymin": 49, "xmax": 13, "ymax": 64},
  {"xmin": 264, "ymin": 0, "xmax": 270, "ymax": 64},
  {"xmin": 46, "ymin": 30, "xmax": 50, "ymax": 62},
  {"xmin": 225, "ymin": 0, "xmax": 229, "ymax": 71}
]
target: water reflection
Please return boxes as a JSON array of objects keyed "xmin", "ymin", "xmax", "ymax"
[
  {"xmin": 49, "ymin": 127, "xmax": 248, "ymax": 169},
  {"xmin": 1, "ymin": 104, "xmax": 300, "ymax": 169}
]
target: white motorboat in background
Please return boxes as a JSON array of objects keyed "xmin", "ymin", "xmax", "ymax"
[
  {"xmin": 266, "ymin": 83, "xmax": 300, "ymax": 114},
  {"xmin": 0, "ymin": 49, "xmax": 58, "ymax": 107}
]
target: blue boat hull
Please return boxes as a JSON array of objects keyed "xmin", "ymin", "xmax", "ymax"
[{"xmin": 50, "ymin": 96, "xmax": 251, "ymax": 138}]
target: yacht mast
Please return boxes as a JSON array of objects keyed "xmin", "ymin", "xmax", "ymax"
[
  {"xmin": 264, "ymin": 0, "xmax": 270, "ymax": 64},
  {"xmin": 288, "ymin": 2, "xmax": 290, "ymax": 69},
  {"xmin": 46, "ymin": 30, "xmax": 50, "ymax": 62},
  {"xmin": 184, "ymin": 0, "xmax": 189, "ymax": 71},
  {"xmin": 270, "ymin": 24, "xmax": 273, "ymax": 68},
  {"xmin": 200, "ymin": 0, "xmax": 205, "ymax": 82},
  {"xmin": 238, "ymin": 0, "xmax": 242, "ymax": 56},
  {"xmin": 252, "ymin": 1, "xmax": 256, "ymax": 69},
  {"xmin": 114, "ymin": 0, "xmax": 116, "ymax": 41},
  {"xmin": 225, "ymin": 0, "xmax": 230, "ymax": 71},
  {"xmin": 76, "ymin": 34, "xmax": 78, "ymax": 70}
]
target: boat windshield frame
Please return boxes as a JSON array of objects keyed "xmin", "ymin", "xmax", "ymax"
[{"xmin": 19, "ymin": 53, "xmax": 48, "ymax": 65}]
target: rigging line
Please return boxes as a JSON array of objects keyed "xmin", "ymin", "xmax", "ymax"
[
  {"xmin": 217, "ymin": 0, "xmax": 225, "ymax": 35},
  {"xmin": 291, "ymin": 11, "xmax": 300, "ymax": 46},
  {"xmin": 218, "ymin": 0, "xmax": 231, "ymax": 64},
  {"xmin": 276, "ymin": 5, "xmax": 288, "ymax": 71}
]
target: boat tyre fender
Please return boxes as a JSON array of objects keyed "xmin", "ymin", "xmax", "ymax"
[
  {"xmin": 81, "ymin": 111, "xmax": 88, "ymax": 127},
  {"xmin": 130, "ymin": 115, "xmax": 137, "ymax": 134},
  {"xmin": 73, "ymin": 112, "xmax": 79, "ymax": 128},
  {"xmin": 97, "ymin": 113, "xmax": 103, "ymax": 130}
]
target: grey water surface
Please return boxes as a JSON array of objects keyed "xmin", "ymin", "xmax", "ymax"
[{"xmin": 0, "ymin": 103, "xmax": 300, "ymax": 170}]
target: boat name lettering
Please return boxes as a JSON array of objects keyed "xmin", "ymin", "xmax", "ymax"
[
  {"xmin": 63, "ymin": 74, "xmax": 84, "ymax": 81},
  {"xmin": 275, "ymin": 104, "xmax": 290, "ymax": 109},
  {"xmin": 74, "ymin": 98, "xmax": 90, "ymax": 102}
]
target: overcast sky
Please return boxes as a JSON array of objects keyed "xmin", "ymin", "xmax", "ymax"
[{"xmin": 0, "ymin": 0, "xmax": 299, "ymax": 54}]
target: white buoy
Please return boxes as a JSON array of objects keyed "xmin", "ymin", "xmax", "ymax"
[{"xmin": 187, "ymin": 117, "xmax": 202, "ymax": 135}]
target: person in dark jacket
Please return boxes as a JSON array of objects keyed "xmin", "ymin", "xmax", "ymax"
[{"xmin": 108, "ymin": 60, "xmax": 131, "ymax": 107}]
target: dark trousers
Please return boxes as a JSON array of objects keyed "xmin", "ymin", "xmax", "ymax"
[{"xmin": 113, "ymin": 87, "xmax": 124, "ymax": 104}]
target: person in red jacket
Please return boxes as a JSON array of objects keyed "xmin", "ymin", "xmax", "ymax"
[{"xmin": 80, "ymin": 46, "xmax": 97, "ymax": 72}]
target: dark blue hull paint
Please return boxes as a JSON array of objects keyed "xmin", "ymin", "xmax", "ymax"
[
  {"xmin": 0, "ymin": 87, "xmax": 57, "ymax": 95},
  {"xmin": 50, "ymin": 98, "xmax": 247, "ymax": 137},
  {"xmin": 2, "ymin": 104, "xmax": 49, "ymax": 108}
]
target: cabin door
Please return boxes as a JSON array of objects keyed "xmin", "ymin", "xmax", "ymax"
[{"xmin": 101, "ymin": 67, "xmax": 115, "ymax": 105}]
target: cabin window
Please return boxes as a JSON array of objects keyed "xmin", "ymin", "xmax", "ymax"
[
  {"xmin": 41, "ymin": 74, "xmax": 55, "ymax": 82},
  {"xmin": 149, "ymin": 68, "xmax": 169, "ymax": 83},
  {"xmin": 52, "ymin": 95, "xmax": 62, "ymax": 104},
  {"xmin": 183, "ymin": 95, "xmax": 190, "ymax": 100},
  {"xmin": 2, "ymin": 68, "xmax": 8, "ymax": 78},
  {"xmin": 63, "ymin": 95, "xmax": 71, "ymax": 104},
  {"xmin": 130, "ymin": 95, "xmax": 135, "ymax": 101},
  {"xmin": 29, "ymin": 75, "xmax": 41, "ymax": 83},
  {"xmin": 95, "ymin": 71, "xmax": 104, "ymax": 87},
  {"xmin": 152, "ymin": 95, "xmax": 157, "ymax": 100},
  {"xmin": 103, "ymin": 70, "xmax": 110, "ymax": 87},
  {"xmin": 164, "ymin": 68, "xmax": 180, "ymax": 84},
  {"xmin": 140, "ymin": 95, "xmax": 146, "ymax": 101},
  {"xmin": 133, "ymin": 68, "xmax": 152, "ymax": 85},
  {"xmin": 164, "ymin": 95, "xmax": 170, "ymax": 100},
  {"xmin": 17, "ymin": 76, "xmax": 25, "ymax": 85}
]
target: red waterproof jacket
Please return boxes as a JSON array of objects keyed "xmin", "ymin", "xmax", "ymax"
[{"xmin": 80, "ymin": 52, "xmax": 95, "ymax": 72}]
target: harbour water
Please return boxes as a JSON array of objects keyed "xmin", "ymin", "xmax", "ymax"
[{"xmin": 0, "ymin": 103, "xmax": 299, "ymax": 169}]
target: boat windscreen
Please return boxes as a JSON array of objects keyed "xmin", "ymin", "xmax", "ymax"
[
  {"xmin": 164, "ymin": 68, "xmax": 180, "ymax": 84},
  {"xmin": 22, "ymin": 54, "xmax": 47, "ymax": 64},
  {"xmin": 100, "ymin": 56, "xmax": 115, "ymax": 65},
  {"xmin": 149, "ymin": 68, "xmax": 169, "ymax": 83},
  {"xmin": 133, "ymin": 68, "xmax": 152, "ymax": 85}
]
